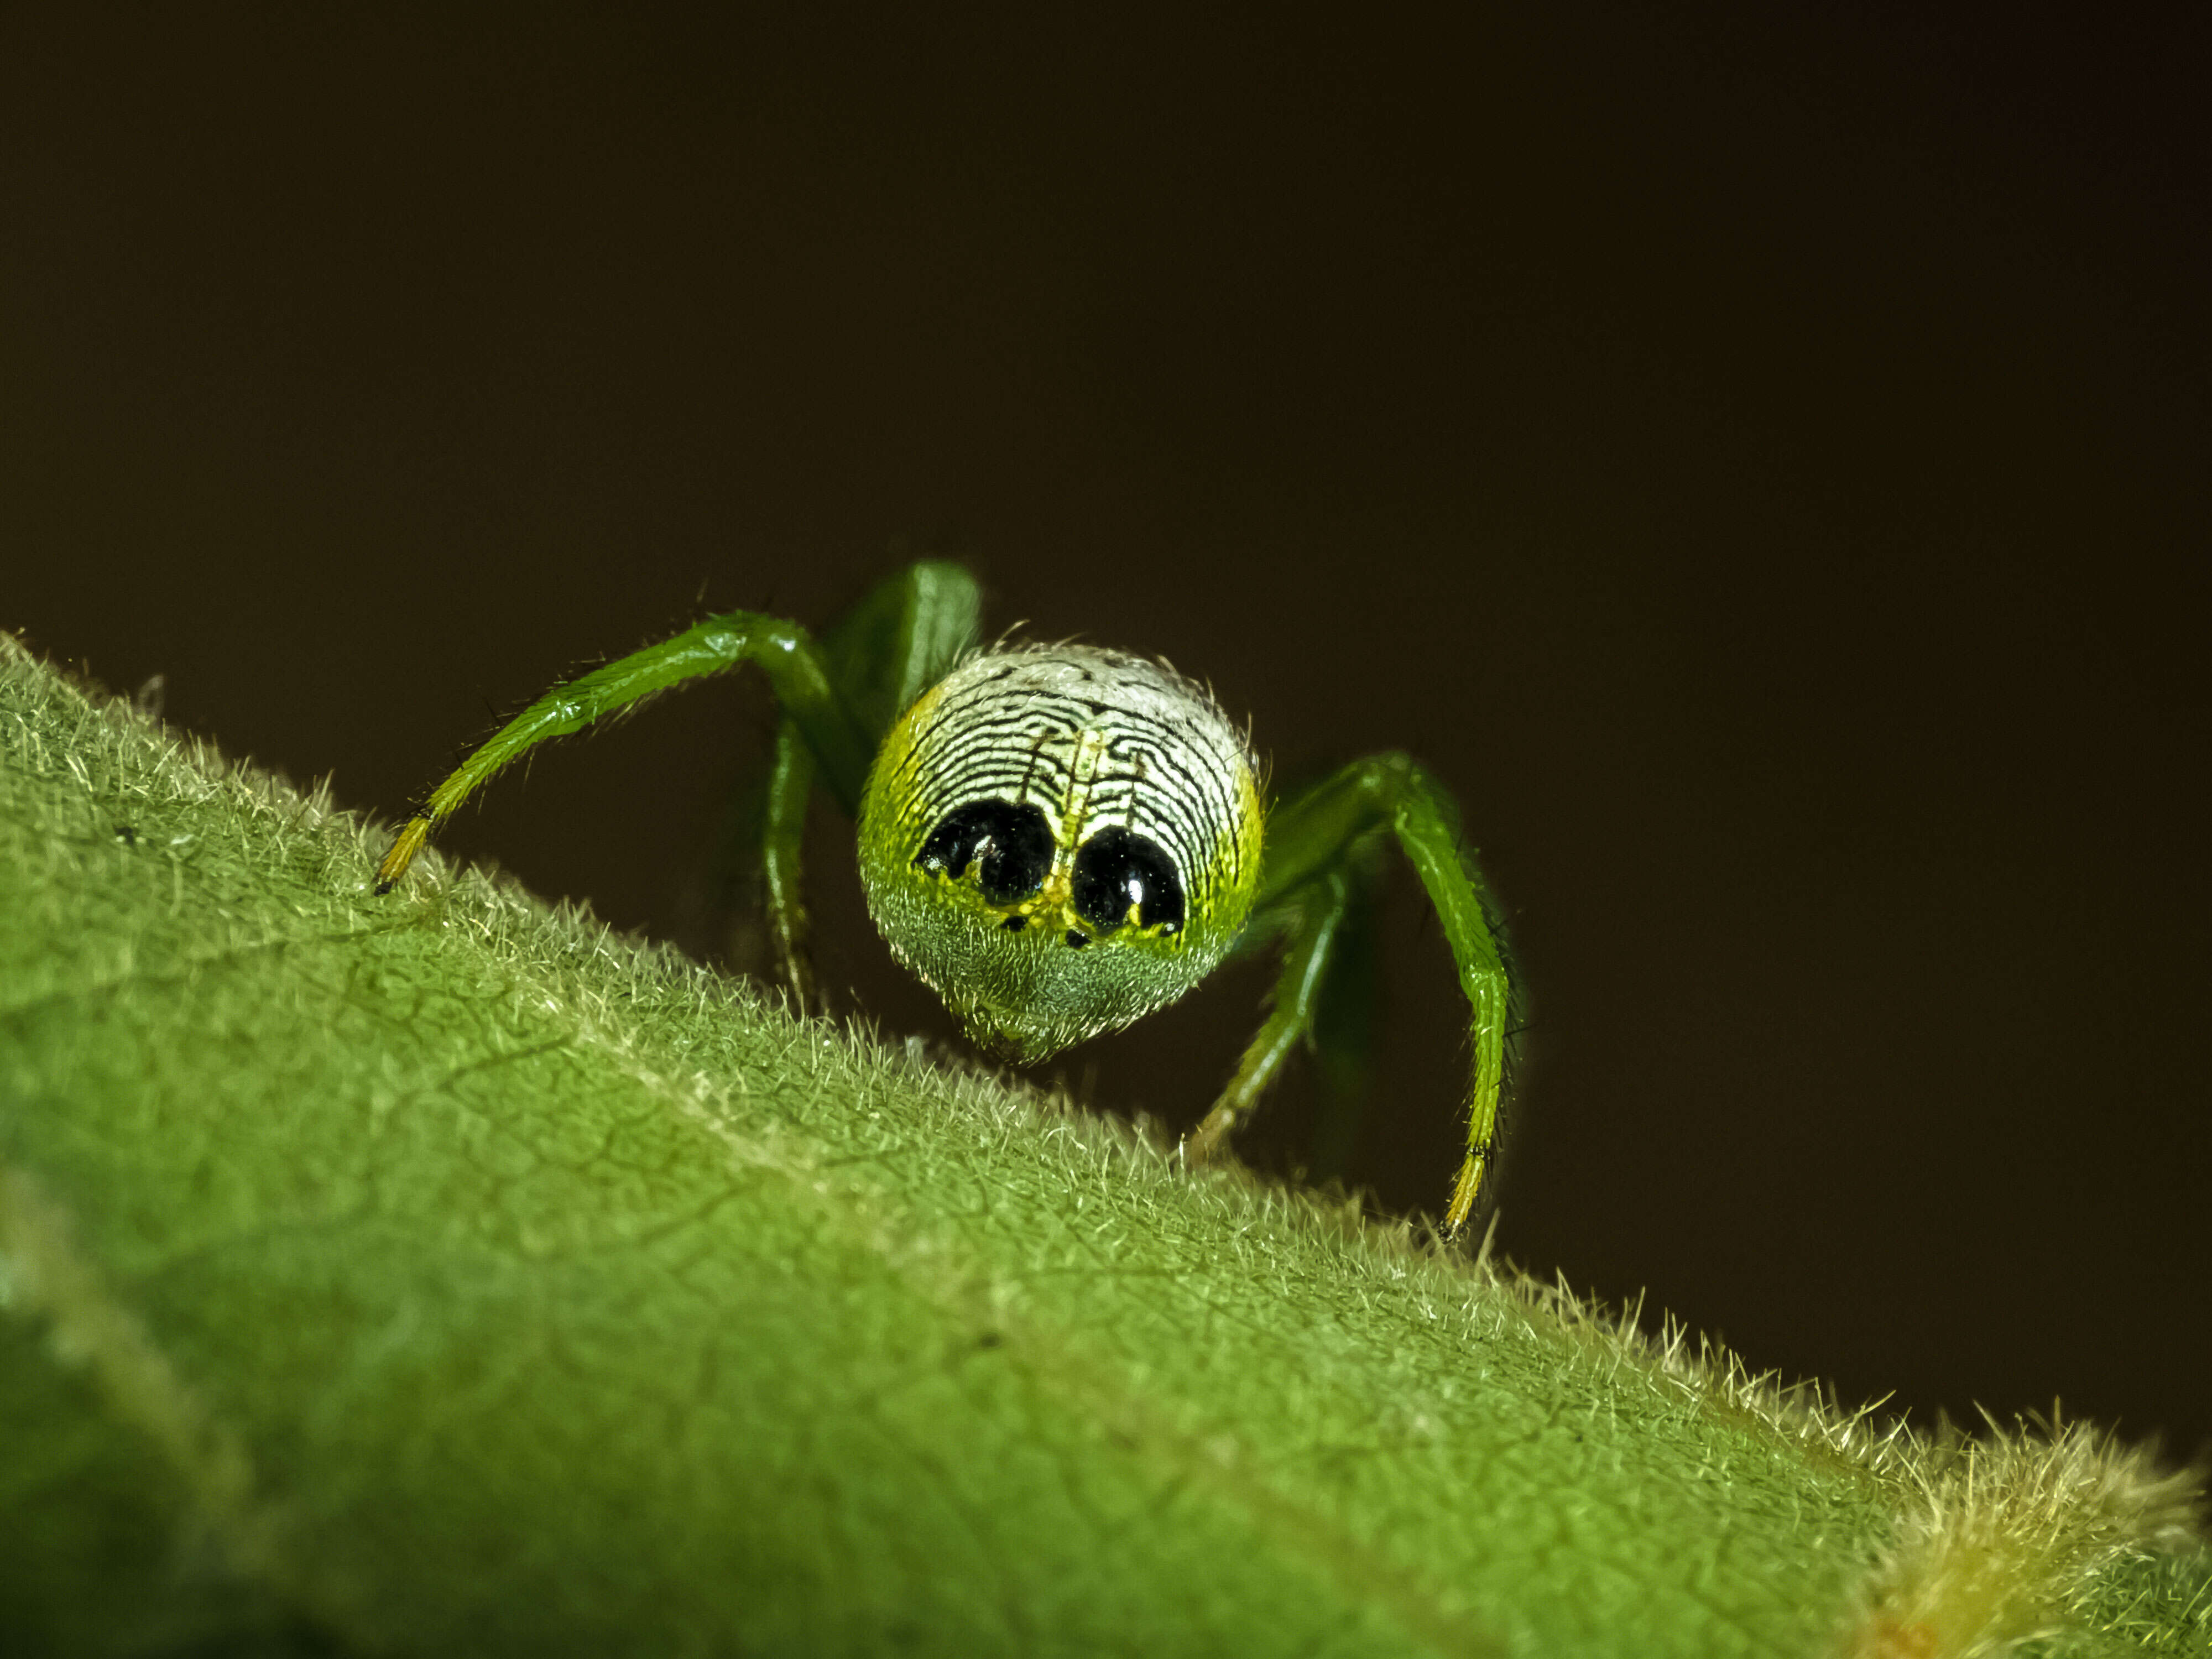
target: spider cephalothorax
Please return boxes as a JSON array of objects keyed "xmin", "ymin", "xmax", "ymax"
[{"xmin": 374, "ymin": 561, "xmax": 1518, "ymax": 1231}]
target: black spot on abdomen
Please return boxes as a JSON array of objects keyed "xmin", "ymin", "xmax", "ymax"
[
  {"xmin": 915, "ymin": 800, "xmax": 1055, "ymax": 904},
  {"xmin": 1071, "ymin": 826, "xmax": 1185, "ymax": 936}
]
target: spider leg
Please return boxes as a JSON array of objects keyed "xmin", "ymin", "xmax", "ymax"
[
  {"xmin": 734, "ymin": 561, "xmax": 983, "ymax": 1007},
  {"xmin": 818, "ymin": 557, "xmax": 983, "ymax": 738},
  {"xmin": 374, "ymin": 561, "xmax": 980, "ymax": 910},
  {"xmin": 1305, "ymin": 852, "xmax": 1383, "ymax": 1182},
  {"xmin": 1185, "ymin": 869, "xmax": 1357, "ymax": 1165},
  {"xmin": 695, "ymin": 714, "xmax": 818, "ymax": 1006},
  {"xmin": 753, "ymin": 719, "xmax": 820, "ymax": 1005},
  {"xmin": 1193, "ymin": 753, "xmax": 1520, "ymax": 1236}
]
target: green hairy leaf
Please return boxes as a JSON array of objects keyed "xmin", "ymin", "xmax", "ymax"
[{"xmin": 2, "ymin": 637, "xmax": 2203, "ymax": 1657}]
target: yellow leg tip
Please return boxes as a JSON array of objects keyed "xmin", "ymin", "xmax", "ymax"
[
  {"xmin": 1444, "ymin": 1154, "xmax": 1486, "ymax": 1237},
  {"xmin": 1182, "ymin": 1109, "xmax": 1235, "ymax": 1168},
  {"xmin": 374, "ymin": 817, "xmax": 432, "ymax": 894}
]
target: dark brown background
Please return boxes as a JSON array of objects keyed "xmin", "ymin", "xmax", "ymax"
[{"xmin": 6, "ymin": 7, "xmax": 2206, "ymax": 1459}]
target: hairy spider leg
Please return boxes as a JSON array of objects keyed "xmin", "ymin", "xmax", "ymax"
[
  {"xmin": 1189, "ymin": 753, "xmax": 1520, "ymax": 1237},
  {"xmin": 747, "ymin": 721, "xmax": 821, "ymax": 1008},
  {"xmin": 1194, "ymin": 832, "xmax": 1387, "ymax": 1179},
  {"xmin": 374, "ymin": 608, "xmax": 876, "ymax": 894},
  {"xmin": 717, "ymin": 562, "xmax": 982, "ymax": 1006},
  {"xmin": 1303, "ymin": 842, "xmax": 1384, "ymax": 1181},
  {"xmin": 1183, "ymin": 866, "xmax": 1359, "ymax": 1162}
]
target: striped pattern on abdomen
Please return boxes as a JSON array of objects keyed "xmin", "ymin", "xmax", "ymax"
[{"xmin": 885, "ymin": 645, "xmax": 1255, "ymax": 908}]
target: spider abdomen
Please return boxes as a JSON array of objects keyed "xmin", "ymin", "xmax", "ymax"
[{"xmin": 858, "ymin": 644, "xmax": 1263, "ymax": 1062}]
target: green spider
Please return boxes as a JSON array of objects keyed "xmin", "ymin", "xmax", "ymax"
[{"xmin": 374, "ymin": 561, "xmax": 1520, "ymax": 1232}]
